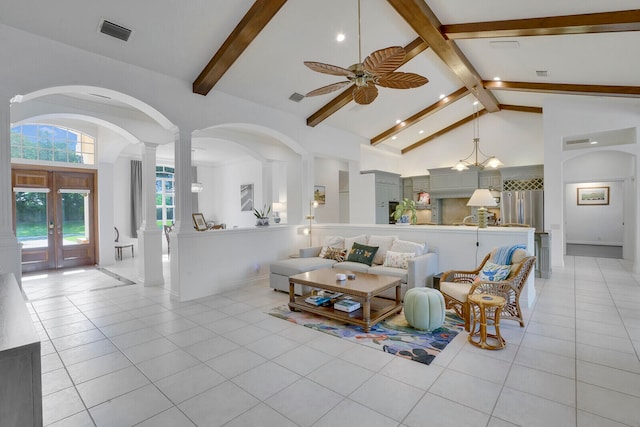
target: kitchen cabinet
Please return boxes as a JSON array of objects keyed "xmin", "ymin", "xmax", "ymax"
[
  {"xmin": 362, "ymin": 170, "xmax": 401, "ymax": 224},
  {"xmin": 479, "ymin": 170, "xmax": 502, "ymax": 190}
]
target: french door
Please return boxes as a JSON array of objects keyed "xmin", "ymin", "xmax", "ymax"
[{"xmin": 12, "ymin": 167, "xmax": 97, "ymax": 272}]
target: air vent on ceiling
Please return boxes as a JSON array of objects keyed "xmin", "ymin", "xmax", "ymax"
[
  {"xmin": 565, "ymin": 138, "xmax": 591, "ymax": 145},
  {"xmin": 99, "ymin": 20, "xmax": 132, "ymax": 42},
  {"xmin": 536, "ymin": 70, "xmax": 549, "ymax": 77},
  {"xmin": 289, "ymin": 92, "xmax": 305, "ymax": 102}
]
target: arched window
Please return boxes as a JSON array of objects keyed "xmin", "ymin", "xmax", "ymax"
[{"xmin": 10, "ymin": 124, "xmax": 95, "ymax": 165}]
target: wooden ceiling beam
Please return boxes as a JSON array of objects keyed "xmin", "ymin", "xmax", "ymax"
[
  {"xmin": 306, "ymin": 37, "xmax": 429, "ymax": 127},
  {"xmin": 485, "ymin": 80, "xmax": 640, "ymax": 98},
  {"xmin": 387, "ymin": 0, "xmax": 500, "ymax": 113},
  {"xmin": 443, "ymin": 10, "xmax": 640, "ymax": 40},
  {"xmin": 193, "ymin": 0, "xmax": 287, "ymax": 96},
  {"xmin": 370, "ymin": 87, "xmax": 470, "ymax": 146},
  {"xmin": 402, "ymin": 110, "xmax": 488, "ymax": 154},
  {"xmin": 499, "ymin": 104, "xmax": 543, "ymax": 114},
  {"xmin": 401, "ymin": 104, "xmax": 541, "ymax": 154}
]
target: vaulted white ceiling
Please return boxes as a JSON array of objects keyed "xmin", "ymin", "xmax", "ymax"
[{"xmin": 2, "ymin": 0, "xmax": 639, "ymax": 157}]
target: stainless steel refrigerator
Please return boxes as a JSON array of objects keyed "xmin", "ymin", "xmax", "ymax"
[{"xmin": 500, "ymin": 190, "xmax": 544, "ymax": 232}]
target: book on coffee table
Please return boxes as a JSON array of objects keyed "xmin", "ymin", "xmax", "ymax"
[
  {"xmin": 334, "ymin": 299, "xmax": 361, "ymax": 312},
  {"xmin": 305, "ymin": 295, "xmax": 332, "ymax": 306}
]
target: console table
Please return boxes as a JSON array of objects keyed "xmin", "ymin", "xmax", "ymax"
[{"xmin": 0, "ymin": 273, "xmax": 42, "ymax": 426}]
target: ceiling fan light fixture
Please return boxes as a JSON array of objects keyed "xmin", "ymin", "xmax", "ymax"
[{"xmin": 302, "ymin": 0, "xmax": 427, "ymax": 105}]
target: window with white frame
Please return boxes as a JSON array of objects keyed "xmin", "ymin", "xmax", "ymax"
[{"xmin": 156, "ymin": 166, "xmax": 174, "ymax": 227}]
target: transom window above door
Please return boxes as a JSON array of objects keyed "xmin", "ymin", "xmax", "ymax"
[{"xmin": 11, "ymin": 123, "xmax": 96, "ymax": 165}]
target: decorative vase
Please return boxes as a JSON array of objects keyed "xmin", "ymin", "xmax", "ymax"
[
  {"xmin": 274, "ymin": 217, "xmax": 281, "ymax": 224},
  {"xmin": 256, "ymin": 217, "xmax": 269, "ymax": 226}
]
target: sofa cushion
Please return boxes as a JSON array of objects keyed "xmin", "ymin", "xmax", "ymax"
[
  {"xmin": 383, "ymin": 250, "xmax": 415, "ymax": 269},
  {"xmin": 367, "ymin": 265, "xmax": 408, "ymax": 283},
  {"xmin": 390, "ymin": 239, "xmax": 426, "ymax": 256},
  {"xmin": 270, "ymin": 257, "xmax": 336, "ymax": 276},
  {"xmin": 344, "ymin": 234, "xmax": 368, "ymax": 252},
  {"xmin": 367, "ymin": 235, "xmax": 397, "ymax": 265},
  {"xmin": 347, "ymin": 242, "xmax": 378, "ymax": 266},
  {"xmin": 332, "ymin": 261, "xmax": 370, "ymax": 273},
  {"xmin": 322, "ymin": 235, "xmax": 345, "ymax": 248},
  {"xmin": 439, "ymin": 281, "xmax": 471, "ymax": 302},
  {"xmin": 323, "ymin": 247, "xmax": 347, "ymax": 262}
]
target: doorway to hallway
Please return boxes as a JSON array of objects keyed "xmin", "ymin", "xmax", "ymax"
[{"xmin": 12, "ymin": 167, "xmax": 97, "ymax": 273}]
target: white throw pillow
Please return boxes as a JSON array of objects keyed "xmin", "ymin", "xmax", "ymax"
[
  {"xmin": 322, "ymin": 235, "xmax": 345, "ymax": 248},
  {"xmin": 367, "ymin": 235, "xmax": 398, "ymax": 265},
  {"xmin": 344, "ymin": 234, "xmax": 369, "ymax": 252},
  {"xmin": 383, "ymin": 250, "xmax": 415, "ymax": 269},
  {"xmin": 390, "ymin": 239, "xmax": 426, "ymax": 256}
]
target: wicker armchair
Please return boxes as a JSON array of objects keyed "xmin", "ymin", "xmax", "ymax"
[{"xmin": 440, "ymin": 249, "xmax": 536, "ymax": 331}]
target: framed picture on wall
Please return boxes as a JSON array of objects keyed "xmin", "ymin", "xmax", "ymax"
[
  {"xmin": 577, "ymin": 186, "xmax": 609, "ymax": 205},
  {"xmin": 240, "ymin": 184, "xmax": 254, "ymax": 211},
  {"xmin": 314, "ymin": 185, "xmax": 326, "ymax": 205}
]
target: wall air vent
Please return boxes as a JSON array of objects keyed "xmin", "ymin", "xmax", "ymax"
[
  {"xmin": 566, "ymin": 138, "xmax": 591, "ymax": 145},
  {"xmin": 99, "ymin": 20, "xmax": 132, "ymax": 42},
  {"xmin": 289, "ymin": 92, "xmax": 305, "ymax": 102}
]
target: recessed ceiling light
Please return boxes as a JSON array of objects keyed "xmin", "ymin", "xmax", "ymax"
[
  {"xmin": 473, "ymin": 100, "xmax": 479, "ymax": 106},
  {"xmin": 439, "ymin": 94, "xmax": 445, "ymax": 99},
  {"xmin": 590, "ymin": 140, "xmax": 598, "ymax": 145},
  {"xmin": 391, "ymin": 136, "xmax": 397, "ymax": 140},
  {"xmin": 395, "ymin": 119, "xmax": 401, "ymax": 124},
  {"xmin": 336, "ymin": 33, "xmax": 345, "ymax": 42},
  {"xmin": 493, "ymin": 76, "xmax": 501, "ymax": 81},
  {"xmin": 419, "ymin": 130, "xmax": 424, "ymax": 134}
]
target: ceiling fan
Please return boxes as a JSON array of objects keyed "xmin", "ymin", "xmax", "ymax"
[{"xmin": 303, "ymin": 0, "xmax": 428, "ymax": 105}]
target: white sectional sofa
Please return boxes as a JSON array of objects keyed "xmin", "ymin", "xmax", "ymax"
[{"xmin": 270, "ymin": 234, "xmax": 438, "ymax": 300}]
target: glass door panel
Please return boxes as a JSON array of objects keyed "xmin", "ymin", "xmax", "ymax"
[
  {"xmin": 60, "ymin": 191, "xmax": 90, "ymax": 245},
  {"xmin": 15, "ymin": 190, "xmax": 49, "ymax": 249}
]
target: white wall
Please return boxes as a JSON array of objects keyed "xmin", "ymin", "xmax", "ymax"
[
  {"xmin": 313, "ymin": 157, "xmax": 348, "ymax": 224},
  {"xmin": 544, "ymin": 96, "xmax": 640, "ymax": 269},
  {"xmin": 208, "ymin": 158, "xmax": 264, "ymax": 229},
  {"xmin": 565, "ymin": 180, "xmax": 623, "ymax": 245}
]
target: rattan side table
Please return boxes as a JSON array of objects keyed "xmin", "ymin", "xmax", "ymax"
[{"xmin": 468, "ymin": 294, "xmax": 506, "ymax": 350}]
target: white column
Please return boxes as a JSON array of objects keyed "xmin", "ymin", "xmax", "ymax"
[
  {"xmin": 170, "ymin": 129, "xmax": 195, "ymax": 300},
  {"xmin": 137, "ymin": 142, "xmax": 164, "ymax": 286},
  {"xmin": 0, "ymin": 99, "xmax": 22, "ymax": 282}
]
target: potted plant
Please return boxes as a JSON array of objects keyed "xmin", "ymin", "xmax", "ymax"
[
  {"xmin": 254, "ymin": 204, "xmax": 271, "ymax": 226},
  {"xmin": 391, "ymin": 198, "xmax": 418, "ymax": 225}
]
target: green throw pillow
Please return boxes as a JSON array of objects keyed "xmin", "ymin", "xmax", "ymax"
[{"xmin": 347, "ymin": 242, "xmax": 379, "ymax": 266}]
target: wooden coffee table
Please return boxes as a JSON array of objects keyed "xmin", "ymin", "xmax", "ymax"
[{"xmin": 288, "ymin": 268, "xmax": 402, "ymax": 332}]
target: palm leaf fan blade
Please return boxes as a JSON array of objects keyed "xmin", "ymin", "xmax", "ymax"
[
  {"xmin": 303, "ymin": 61, "xmax": 354, "ymax": 77},
  {"xmin": 362, "ymin": 46, "xmax": 405, "ymax": 75},
  {"xmin": 305, "ymin": 81, "xmax": 352, "ymax": 97},
  {"xmin": 353, "ymin": 83, "xmax": 378, "ymax": 105},
  {"xmin": 376, "ymin": 72, "xmax": 429, "ymax": 89}
]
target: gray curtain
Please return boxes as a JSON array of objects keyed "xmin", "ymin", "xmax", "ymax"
[{"xmin": 131, "ymin": 160, "xmax": 142, "ymax": 238}]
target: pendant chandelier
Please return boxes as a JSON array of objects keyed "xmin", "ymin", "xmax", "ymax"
[{"xmin": 452, "ymin": 101, "xmax": 503, "ymax": 171}]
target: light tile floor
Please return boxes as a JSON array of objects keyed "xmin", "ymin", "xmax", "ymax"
[{"xmin": 25, "ymin": 254, "xmax": 640, "ymax": 426}]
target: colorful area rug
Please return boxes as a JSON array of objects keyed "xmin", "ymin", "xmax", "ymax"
[{"xmin": 268, "ymin": 305, "xmax": 464, "ymax": 365}]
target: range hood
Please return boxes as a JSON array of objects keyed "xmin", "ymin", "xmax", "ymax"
[{"xmin": 428, "ymin": 167, "xmax": 478, "ymax": 199}]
